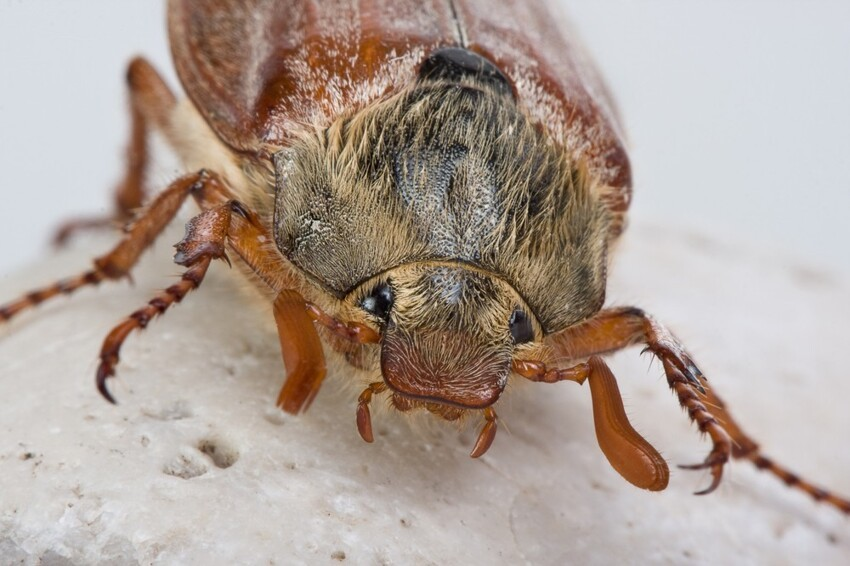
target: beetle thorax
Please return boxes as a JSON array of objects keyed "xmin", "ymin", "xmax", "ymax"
[{"xmin": 273, "ymin": 80, "xmax": 611, "ymax": 336}]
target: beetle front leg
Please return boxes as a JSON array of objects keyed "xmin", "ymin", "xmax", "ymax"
[
  {"xmin": 546, "ymin": 308, "xmax": 758, "ymax": 486},
  {"xmin": 97, "ymin": 200, "xmax": 237, "ymax": 402},
  {"xmin": 545, "ymin": 307, "xmax": 741, "ymax": 491},
  {"xmin": 89, "ymin": 184, "xmax": 334, "ymax": 414},
  {"xmin": 54, "ymin": 58, "xmax": 176, "ymax": 246},
  {"xmin": 190, "ymin": 186, "xmax": 380, "ymax": 415},
  {"xmin": 661, "ymin": 358, "xmax": 733, "ymax": 495},
  {"xmin": 545, "ymin": 307, "xmax": 850, "ymax": 513}
]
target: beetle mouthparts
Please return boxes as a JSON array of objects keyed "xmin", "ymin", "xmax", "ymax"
[{"xmin": 380, "ymin": 328, "xmax": 509, "ymax": 410}]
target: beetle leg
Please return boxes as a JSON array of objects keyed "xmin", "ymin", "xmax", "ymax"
[
  {"xmin": 97, "ymin": 201, "xmax": 236, "ymax": 402},
  {"xmin": 196, "ymin": 187, "xmax": 381, "ymax": 411},
  {"xmin": 193, "ymin": 187, "xmax": 365, "ymax": 415},
  {"xmin": 545, "ymin": 307, "xmax": 735, "ymax": 492},
  {"xmin": 545, "ymin": 306, "xmax": 850, "ymax": 512},
  {"xmin": 356, "ymin": 382, "xmax": 387, "ymax": 443},
  {"xmin": 52, "ymin": 218, "xmax": 120, "ymax": 247},
  {"xmin": 470, "ymin": 407, "xmax": 498, "ymax": 458},
  {"xmin": 584, "ymin": 357, "xmax": 669, "ymax": 490},
  {"xmin": 662, "ymin": 358, "xmax": 732, "ymax": 495},
  {"xmin": 54, "ymin": 58, "xmax": 176, "ymax": 246},
  {"xmin": 190, "ymin": 191, "xmax": 350, "ymax": 414},
  {"xmin": 273, "ymin": 290, "xmax": 328, "ymax": 414},
  {"xmin": 676, "ymin": 358, "xmax": 850, "ymax": 511},
  {"xmin": 513, "ymin": 356, "xmax": 669, "ymax": 490},
  {"xmin": 81, "ymin": 168, "xmax": 322, "ymax": 413},
  {"xmin": 0, "ymin": 171, "xmax": 214, "ymax": 324},
  {"xmin": 188, "ymin": 186, "xmax": 303, "ymax": 294}
]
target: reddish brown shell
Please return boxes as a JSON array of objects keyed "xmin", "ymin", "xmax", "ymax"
[{"xmin": 168, "ymin": 0, "xmax": 631, "ymax": 231}]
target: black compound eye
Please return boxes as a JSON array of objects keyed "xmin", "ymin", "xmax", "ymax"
[
  {"xmin": 509, "ymin": 308, "xmax": 534, "ymax": 345},
  {"xmin": 361, "ymin": 282, "xmax": 394, "ymax": 322}
]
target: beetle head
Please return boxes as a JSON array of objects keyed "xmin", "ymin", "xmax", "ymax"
[{"xmin": 351, "ymin": 263, "xmax": 540, "ymax": 411}]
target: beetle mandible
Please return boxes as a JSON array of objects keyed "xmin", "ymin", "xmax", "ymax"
[{"xmin": 1, "ymin": 0, "xmax": 848, "ymax": 512}]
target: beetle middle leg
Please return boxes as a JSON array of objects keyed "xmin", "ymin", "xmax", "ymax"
[
  {"xmin": 54, "ymin": 58, "xmax": 176, "ymax": 246},
  {"xmin": 0, "ymin": 170, "xmax": 217, "ymax": 324}
]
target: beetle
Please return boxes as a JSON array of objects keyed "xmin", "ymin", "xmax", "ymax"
[{"xmin": 0, "ymin": 0, "xmax": 848, "ymax": 512}]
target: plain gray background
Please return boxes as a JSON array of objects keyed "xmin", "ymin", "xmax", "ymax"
[{"xmin": 0, "ymin": 1, "xmax": 848, "ymax": 276}]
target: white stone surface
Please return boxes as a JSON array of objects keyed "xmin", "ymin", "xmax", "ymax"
[{"xmin": 0, "ymin": 221, "xmax": 848, "ymax": 565}]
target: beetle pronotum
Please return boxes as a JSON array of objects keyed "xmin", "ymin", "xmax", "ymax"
[{"xmin": 1, "ymin": 0, "xmax": 848, "ymax": 514}]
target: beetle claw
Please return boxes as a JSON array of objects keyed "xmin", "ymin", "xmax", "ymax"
[
  {"xmin": 96, "ymin": 361, "xmax": 118, "ymax": 404},
  {"xmin": 679, "ymin": 443, "xmax": 729, "ymax": 495}
]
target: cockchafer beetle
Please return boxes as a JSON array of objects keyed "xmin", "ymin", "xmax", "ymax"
[{"xmin": 1, "ymin": 0, "xmax": 848, "ymax": 514}]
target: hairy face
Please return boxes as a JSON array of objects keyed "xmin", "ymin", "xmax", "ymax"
[{"xmin": 349, "ymin": 263, "xmax": 540, "ymax": 409}]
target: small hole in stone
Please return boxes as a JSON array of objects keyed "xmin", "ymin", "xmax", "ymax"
[
  {"xmin": 163, "ymin": 452, "xmax": 208, "ymax": 479},
  {"xmin": 142, "ymin": 400, "xmax": 193, "ymax": 421},
  {"xmin": 198, "ymin": 438, "xmax": 239, "ymax": 469},
  {"xmin": 331, "ymin": 550, "xmax": 346, "ymax": 561}
]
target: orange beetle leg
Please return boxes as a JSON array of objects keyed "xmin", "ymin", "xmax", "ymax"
[
  {"xmin": 54, "ymin": 57, "xmax": 176, "ymax": 246},
  {"xmin": 514, "ymin": 356, "xmax": 669, "ymax": 491},
  {"xmin": 273, "ymin": 290, "xmax": 328, "ymax": 414},
  {"xmin": 586, "ymin": 356, "xmax": 669, "ymax": 491}
]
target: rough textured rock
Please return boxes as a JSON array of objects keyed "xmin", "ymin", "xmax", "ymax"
[{"xmin": 0, "ymin": 221, "xmax": 848, "ymax": 565}]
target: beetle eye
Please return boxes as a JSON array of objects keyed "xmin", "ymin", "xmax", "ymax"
[
  {"xmin": 361, "ymin": 282, "xmax": 394, "ymax": 322},
  {"xmin": 509, "ymin": 308, "xmax": 534, "ymax": 344}
]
